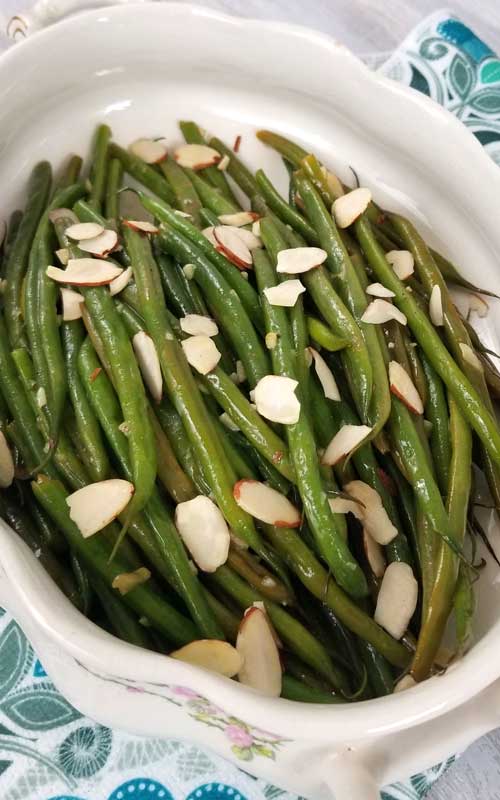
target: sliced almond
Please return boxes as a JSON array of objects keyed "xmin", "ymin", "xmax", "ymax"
[
  {"xmin": 236, "ymin": 607, "xmax": 282, "ymax": 697},
  {"xmin": 218, "ymin": 212, "xmax": 259, "ymax": 227},
  {"xmin": 309, "ymin": 348, "xmax": 340, "ymax": 401},
  {"xmin": 217, "ymin": 154, "xmax": 230, "ymax": 171},
  {"xmin": 132, "ymin": 331, "xmax": 163, "ymax": 403},
  {"xmin": 78, "ymin": 229, "xmax": 118, "ymax": 258},
  {"xmin": 389, "ymin": 361, "xmax": 424, "ymax": 415},
  {"xmin": 112, "ymin": 566, "xmax": 151, "ymax": 596},
  {"xmin": 366, "ymin": 283, "xmax": 395, "ymax": 298},
  {"xmin": 171, "ymin": 639, "xmax": 242, "ymax": 677},
  {"xmin": 363, "ymin": 530, "xmax": 387, "ymax": 578},
  {"xmin": 332, "ymin": 187, "xmax": 372, "ymax": 228},
  {"xmin": 47, "ymin": 259, "xmax": 123, "ymax": 286},
  {"xmin": 36, "ymin": 387, "xmax": 47, "ymax": 408},
  {"xmin": 265, "ymin": 332, "xmax": 278, "ymax": 350},
  {"xmin": 109, "ymin": 265, "xmax": 133, "ymax": 296},
  {"xmin": 0, "ymin": 431, "xmax": 15, "ymax": 488},
  {"xmin": 321, "ymin": 166, "xmax": 344, "ymax": 199},
  {"xmin": 361, "ymin": 299, "xmax": 407, "ymax": 325},
  {"xmin": 66, "ymin": 479, "xmax": 134, "ymax": 538},
  {"xmin": 233, "ymin": 479, "xmax": 301, "ymax": 527},
  {"xmin": 61, "ymin": 288, "xmax": 84, "ymax": 321},
  {"xmin": 328, "ymin": 496, "xmax": 363, "ymax": 520},
  {"xmin": 49, "ymin": 208, "xmax": 79, "ymax": 226},
  {"xmin": 449, "ymin": 287, "xmax": 488, "ymax": 319},
  {"xmin": 202, "ymin": 226, "xmax": 218, "ymax": 246},
  {"xmin": 129, "ymin": 138, "xmax": 167, "ymax": 164},
  {"xmin": 263, "ymin": 280, "xmax": 305, "ymax": 307},
  {"xmin": 374, "ymin": 562, "xmax": 418, "ymax": 640},
  {"xmin": 232, "ymin": 227, "xmax": 262, "ymax": 251},
  {"xmin": 66, "ymin": 222, "xmax": 104, "ymax": 241},
  {"xmin": 459, "ymin": 343, "xmax": 483, "ymax": 371},
  {"xmin": 394, "ymin": 675, "xmax": 417, "ymax": 693},
  {"xmin": 181, "ymin": 335, "xmax": 221, "ymax": 375},
  {"xmin": 56, "ymin": 248, "xmax": 69, "ymax": 266},
  {"xmin": 174, "ymin": 143, "xmax": 221, "ymax": 170},
  {"xmin": 322, "ymin": 425, "xmax": 372, "ymax": 466},
  {"xmin": 123, "ymin": 220, "xmax": 159, "ymax": 235},
  {"xmin": 276, "ymin": 247, "xmax": 327, "ymax": 274},
  {"xmin": 175, "ymin": 495, "xmax": 230, "ymax": 572},
  {"xmin": 180, "ymin": 314, "xmax": 218, "ymax": 337},
  {"xmin": 252, "ymin": 220, "xmax": 261, "ymax": 237},
  {"xmin": 183, "ymin": 263, "xmax": 195, "ymax": 279},
  {"xmin": 344, "ymin": 480, "xmax": 398, "ymax": 545},
  {"xmin": 253, "ymin": 375, "xmax": 300, "ymax": 424},
  {"xmin": 429, "ymin": 285, "xmax": 444, "ymax": 326},
  {"xmin": 386, "ymin": 250, "xmax": 414, "ymax": 280},
  {"xmin": 214, "ymin": 226, "xmax": 252, "ymax": 269}
]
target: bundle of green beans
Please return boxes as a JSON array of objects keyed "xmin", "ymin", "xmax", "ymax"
[{"xmin": 0, "ymin": 121, "xmax": 497, "ymax": 704}]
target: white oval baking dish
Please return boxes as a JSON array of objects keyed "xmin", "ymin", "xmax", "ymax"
[{"xmin": 1, "ymin": 4, "xmax": 500, "ymax": 799}]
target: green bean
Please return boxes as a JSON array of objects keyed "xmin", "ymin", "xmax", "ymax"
[
  {"xmin": 88, "ymin": 124, "xmax": 110, "ymax": 212},
  {"xmin": 254, "ymin": 239, "xmax": 367, "ymax": 599},
  {"xmin": 202, "ymin": 587, "xmax": 240, "ymax": 642},
  {"xmin": 109, "ymin": 142, "xmax": 175, "ymax": 204},
  {"xmin": 70, "ymin": 552, "xmax": 93, "ymax": 616},
  {"xmin": 232, "ymin": 431, "xmax": 292, "ymax": 494},
  {"xmin": 184, "ymin": 169, "xmax": 238, "ymax": 216},
  {"xmin": 4, "ymin": 161, "xmax": 52, "ymax": 348},
  {"xmin": 411, "ymin": 400, "xmax": 472, "ymax": 680},
  {"xmin": 281, "ymin": 674, "xmax": 344, "ymax": 703},
  {"xmin": 155, "ymin": 398, "xmax": 211, "ymax": 496},
  {"xmin": 420, "ymin": 354, "xmax": 450, "ymax": 495},
  {"xmin": 93, "ymin": 576, "xmax": 151, "ymax": 648},
  {"xmin": 306, "ymin": 317, "xmax": 349, "ymax": 352},
  {"xmin": 255, "ymin": 169, "xmax": 318, "ymax": 243},
  {"xmin": 32, "ymin": 478, "xmax": 197, "ymax": 645},
  {"xmin": 357, "ymin": 639, "xmax": 394, "ymax": 697},
  {"xmin": 454, "ymin": 563, "xmax": 475, "ymax": 654},
  {"xmin": 416, "ymin": 510, "xmax": 436, "ymax": 624},
  {"xmin": 2, "ymin": 210, "xmax": 24, "ymax": 270},
  {"xmin": 154, "ymin": 249, "xmax": 193, "ymax": 316},
  {"xmin": 105, "ymin": 157, "xmax": 123, "ymax": 221},
  {"xmin": 209, "ymin": 136, "xmax": 259, "ymax": 200},
  {"xmin": 381, "ymin": 456, "xmax": 419, "ymax": 566},
  {"xmin": 209, "ymin": 410, "xmax": 258, "ymax": 480},
  {"xmin": 160, "ymin": 160, "xmax": 203, "ymax": 225},
  {"xmin": 403, "ymin": 339, "xmax": 428, "ymax": 410},
  {"xmin": 179, "ymin": 121, "xmax": 239, "ymax": 203},
  {"xmin": 148, "ymin": 405, "xmax": 197, "ymax": 502},
  {"xmin": 256, "ymin": 130, "xmax": 308, "ymax": 168},
  {"xmin": 227, "ymin": 548, "xmax": 292, "ymax": 605},
  {"xmin": 57, "ymin": 155, "xmax": 83, "ymax": 189}
]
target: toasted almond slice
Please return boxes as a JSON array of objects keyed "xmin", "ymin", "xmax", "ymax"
[
  {"xmin": 175, "ymin": 495, "xmax": 230, "ymax": 571},
  {"xmin": 328, "ymin": 496, "xmax": 363, "ymax": 520},
  {"xmin": 263, "ymin": 280, "xmax": 305, "ymax": 307},
  {"xmin": 66, "ymin": 222, "xmax": 104, "ymax": 241},
  {"xmin": 129, "ymin": 138, "xmax": 167, "ymax": 164},
  {"xmin": 252, "ymin": 220, "xmax": 261, "ymax": 237},
  {"xmin": 332, "ymin": 187, "xmax": 372, "ymax": 228},
  {"xmin": 361, "ymin": 299, "xmax": 407, "ymax": 325},
  {"xmin": 429, "ymin": 284, "xmax": 444, "ymax": 326},
  {"xmin": 366, "ymin": 282, "xmax": 395, "ymax": 298},
  {"xmin": 174, "ymin": 143, "xmax": 221, "ymax": 170},
  {"xmin": 61, "ymin": 288, "xmax": 84, "ymax": 321},
  {"xmin": 217, "ymin": 154, "xmax": 230, "ymax": 171},
  {"xmin": 344, "ymin": 480, "xmax": 398, "ymax": 545},
  {"xmin": 309, "ymin": 348, "xmax": 340, "ymax": 401},
  {"xmin": 123, "ymin": 219, "xmax": 159, "ymax": 234},
  {"xmin": 182, "ymin": 335, "xmax": 221, "ymax": 374},
  {"xmin": 112, "ymin": 567, "xmax": 151, "ymax": 596},
  {"xmin": 237, "ymin": 607, "xmax": 282, "ymax": 697},
  {"xmin": 322, "ymin": 425, "xmax": 372, "ymax": 466},
  {"xmin": 218, "ymin": 211, "xmax": 259, "ymax": 227},
  {"xmin": 56, "ymin": 248, "xmax": 69, "ymax": 266},
  {"xmin": 214, "ymin": 226, "xmax": 252, "ymax": 269},
  {"xmin": 386, "ymin": 250, "xmax": 414, "ymax": 280},
  {"xmin": 109, "ymin": 265, "xmax": 133, "ymax": 296},
  {"xmin": 389, "ymin": 361, "xmax": 424, "ymax": 415},
  {"xmin": 47, "ymin": 259, "xmax": 123, "ymax": 286},
  {"xmin": 233, "ymin": 479, "xmax": 301, "ymax": 527},
  {"xmin": 276, "ymin": 247, "xmax": 327, "ymax": 274},
  {"xmin": 363, "ymin": 531, "xmax": 387, "ymax": 578},
  {"xmin": 394, "ymin": 675, "xmax": 417, "ymax": 693},
  {"xmin": 459, "ymin": 343, "xmax": 483, "ymax": 371},
  {"xmin": 202, "ymin": 226, "xmax": 218, "ymax": 246},
  {"xmin": 0, "ymin": 431, "xmax": 15, "ymax": 488},
  {"xmin": 132, "ymin": 331, "xmax": 163, "ymax": 403},
  {"xmin": 180, "ymin": 314, "xmax": 218, "ymax": 337},
  {"xmin": 78, "ymin": 229, "xmax": 118, "ymax": 257},
  {"xmin": 232, "ymin": 227, "xmax": 262, "ymax": 251},
  {"xmin": 66, "ymin": 479, "xmax": 134, "ymax": 538},
  {"xmin": 253, "ymin": 375, "xmax": 300, "ymax": 424},
  {"xmin": 374, "ymin": 562, "xmax": 418, "ymax": 639},
  {"xmin": 265, "ymin": 332, "xmax": 278, "ymax": 350},
  {"xmin": 171, "ymin": 639, "xmax": 243, "ymax": 677},
  {"xmin": 49, "ymin": 207, "xmax": 79, "ymax": 226}
]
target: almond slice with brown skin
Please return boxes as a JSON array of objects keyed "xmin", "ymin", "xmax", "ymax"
[
  {"xmin": 386, "ymin": 250, "xmax": 414, "ymax": 280},
  {"xmin": 276, "ymin": 247, "xmax": 327, "ymax": 274},
  {"xmin": 218, "ymin": 211, "xmax": 259, "ymax": 227},
  {"xmin": 66, "ymin": 222, "xmax": 104, "ymax": 241},
  {"xmin": 109, "ymin": 266, "xmax": 133, "ymax": 296},
  {"xmin": 429, "ymin": 285, "xmax": 444, "ymax": 326},
  {"xmin": 47, "ymin": 259, "xmax": 123, "ymax": 286},
  {"xmin": 374, "ymin": 562, "xmax": 418, "ymax": 639},
  {"xmin": 181, "ymin": 335, "xmax": 221, "ymax": 374},
  {"xmin": 344, "ymin": 480, "xmax": 398, "ymax": 544},
  {"xmin": 112, "ymin": 567, "xmax": 151, "ymax": 596},
  {"xmin": 129, "ymin": 138, "xmax": 168, "ymax": 164},
  {"xmin": 174, "ymin": 144, "xmax": 221, "ymax": 170},
  {"xmin": 321, "ymin": 424, "xmax": 372, "ymax": 466},
  {"xmin": 263, "ymin": 279, "xmax": 305, "ymax": 307},
  {"xmin": 332, "ymin": 187, "xmax": 372, "ymax": 228},
  {"xmin": 389, "ymin": 361, "xmax": 424, "ymax": 415},
  {"xmin": 122, "ymin": 219, "xmax": 159, "ymax": 235},
  {"xmin": 180, "ymin": 314, "xmax": 218, "ymax": 337},
  {"xmin": 253, "ymin": 375, "xmax": 300, "ymax": 424},
  {"xmin": 0, "ymin": 431, "xmax": 15, "ymax": 488},
  {"xmin": 366, "ymin": 283, "xmax": 395, "ymax": 298},
  {"xmin": 78, "ymin": 229, "xmax": 118, "ymax": 257},
  {"xmin": 233, "ymin": 479, "xmax": 301, "ymax": 527},
  {"xmin": 132, "ymin": 331, "xmax": 163, "ymax": 403},
  {"xmin": 61, "ymin": 288, "xmax": 84, "ymax": 321},
  {"xmin": 66, "ymin": 479, "xmax": 134, "ymax": 538},
  {"xmin": 213, "ymin": 226, "xmax": 252, "ymax": 269},
  {"xmin": 309, "ymin": 348, "xmax": 340, "ymax": 401},
  {"xmin": 171, "ymin": 640, "xmax": 243, "ymax": 677},
  {"xmin": 175, "ymin": 495, "xmax": 230, "ymax": 572},
  {"xmin": 236, "ymin": 606, "xmax": 282, "ymax": 697},
  {"xmin": 361, "ymin": 299, "xmax": 407, "ymax": 325}
]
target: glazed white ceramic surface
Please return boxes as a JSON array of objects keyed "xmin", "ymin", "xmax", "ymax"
[{"xmin": 1, "ymin": 4, "xmax": 500, "ymax": 799}]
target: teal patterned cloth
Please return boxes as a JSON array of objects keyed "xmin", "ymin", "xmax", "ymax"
[{"xmin": 0, "ymin": 9, "xmax": 498, "ymax": 800}]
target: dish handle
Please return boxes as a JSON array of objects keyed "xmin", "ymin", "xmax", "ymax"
[{"xmin": 7, "ymin": 0, "xmax": 150, "ymax": 41}]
